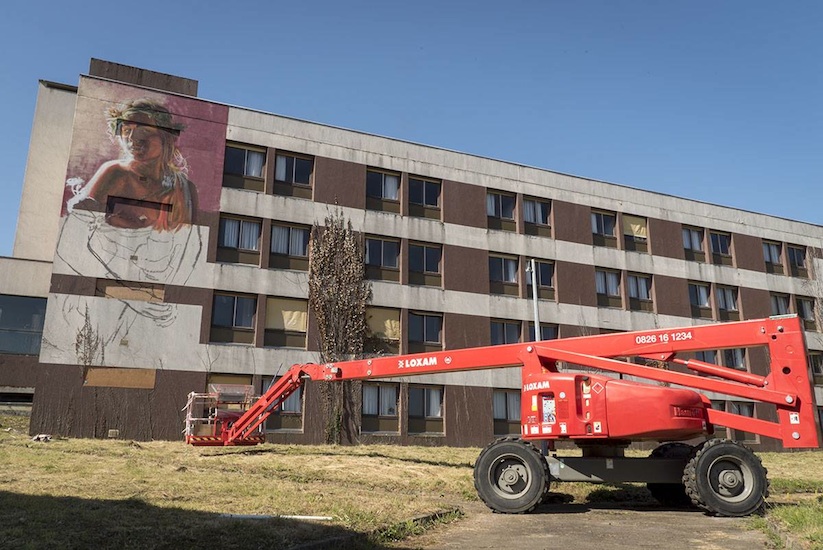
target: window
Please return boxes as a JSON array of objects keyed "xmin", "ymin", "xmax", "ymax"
[
  {"xmin": 489, "ymin": 255, "xmax": 518, "ymax": 292},
  {"xmin": 408, "ymin": 312, "xmax": 442, "ymax": 347},
  {"xmin": 262, "ymin": 376, "xmax": 302, "ymax": 431},
  {"xmin": 763, "ymin": 241, "xmax": 782, "ymax": 266},
  {"xmin": 526, "ymin": 261, "xmax": 554, "ymax": 289},
  {"xmin": 225, "ymin": 146, "xmax": 265, "ymax": 178},
  {"xmin": 275, "ymin": 153, "xmax": 313, "ymax": 185},
  {"xmin": 788, "ymin": 245, "xmax": 807, "ymax": 277},
  {"xmin": 408, "ymin": 385, "xmax": 444, "ymax": 434},
  {"xmin": 622, "ymin": 215, "xmax": 648, "ymax": 252},
  {"xmin": 271, "ymin": 224, "xmax": 309, "ymax": 257},
  {"xmin": 365, "ymin": 307, "xmax": 401, "ymax": 355},
  {"xmin": 218, "ymin": 217, "xmax": 261, "ymax": 251},
  {"xmin": 409, "ymin": 386, "xmax": 443, "ymax": 418},
  {"xmin": 409, "ymin": 244, "xmax": 441, "ymax": 274},
  {"xmin": 367, "ymin": 169, "xmax": 400, "ymax": 201},
  {"xmin": 716, "ymin": 286, "xmax": 738, "ymax": 312},
  {"xmin": 365, "ymin": 238, "xmax": 399, "ymax": 268},
  {"xmin": 596, "ymin": 270, "xmax": 620, "ymax": 297},
  {"xmin": 264, "ymin": 297, "xmax": 308, "ymax": 348},
  {"xmin": 493, "ymin": 390, "xmax": 521, "ymax": 421},
  {"xmin": 730, "ymin": 401, "xmax": 756, "ymax": 441},
  {"xmin": 486, "ymin": 192, "xmax": 515, "ymax": 219},
  {"xmin": 809, "ymin": 352, "xmax": 823, "ymax": 377},
  {"xmin": 0, "ymin": 295, "xmax": 46, "ymax": 356},
  {"xmin": 770, "ymin": 293, "xmax": 790, "ymax": 315},
  {"xmin": 724, "ymin": 348, "xmax": 746, "ymax": 370},
  {"xmin": 788, "ymin": 246, "xmax": 806, "ymax": 268},
  {"xmin": 363, "ymin": 383, "xmax": 399, "ymax": 417},
  {"xmin": 409, "ymin": 177, "xmax": 440, "ymax": 208},
  {"xmin": 797, "ymin": 297, "xmax": 816, "ymax": 330},
  {"xmin": 212, "ymin": 294, "xmax": 256, "ymax": 329},
  {"xmin": 710, "ymin": 232, "xmax": 731, "ymax": 255},
  {"xmin": 591, "ymin": 211, "xmax": 616, "ymax": 237},
  {"xmin": 695, "ymin": 350, "xmax": 717, "ymax": 364},
  {"xmin": 524, "ymin": 198, "xmax": 551, "ymax": 225},
  {"xmin": 491, "ymin": 321, "xmax": 520, "ymax": 345},
  {"xmin": 527, "ymin": 323, "xmax": 558, "ymax": 341},
  {"xmin": 688, "ymin": 283, "xmax": 710, "ymax": 307},
  {"xmin": 627, "ymin": 274, "xmax": 651, "ymax": 300},
  {"xmin": 682, "ymin": 227, "xmax": 703, "ymax": 252}
]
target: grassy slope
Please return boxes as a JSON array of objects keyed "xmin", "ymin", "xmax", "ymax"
[{"xmin": 2, "ymin": 415, "xmax": 821, "ymax": 549}]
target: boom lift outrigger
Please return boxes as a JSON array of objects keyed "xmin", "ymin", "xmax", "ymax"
[{"xmin": 185, "ymin": 315, "xmax": 821, "ymax": 516}]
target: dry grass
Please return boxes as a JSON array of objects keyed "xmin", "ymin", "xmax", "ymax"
[{"xmin": 2, "ymin": 414, "xmax": 821, "ymax": 549}]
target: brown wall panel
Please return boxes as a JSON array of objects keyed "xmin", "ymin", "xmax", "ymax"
[
  {"xmin": 0, "ymin": 354, "xmax": 40, "ymax": 388},
  {"xmin": 444, "ymin": 312, "xmax": 491, "ymax": 349},
  {"xmin": 552, "ymin": 201, "xmax": 592, "ymax": 245},
  {"xmin": 50, "ymin": 274, "xmax": 96, "ymax": 296},
  {"xmin": 654, "ymin": 275, "xmax": 691, "ymax": 317},
  {"xmin": 739, "ymin": 287, "xmax": 771, "ymax": 320},
  {"xmin": 444, "ymin": 385, "xmax": 494, "ymax": 446},
  {"xmin": 443, "ymin": 244, "xmax": 489, "ymax": 294},
  {"xmin": 648, "ymin": 218, "xmax": 686, "ymax": 260},
  {"xmin": 556, "ymin": 261, "xmax": 596, "ymax": 307},
  {"xmin": 442, "ymin": 180, "xmax": 486, "ymax": 228},
  {"xmin": 313, "ymin": 157, "xmax": 366, "ymax": 209},
  {"xmin": 733, "ymin": 233, "xmax": 766, "ymax": 272}
]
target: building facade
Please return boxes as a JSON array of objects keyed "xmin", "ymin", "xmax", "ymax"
[{"xmin": 1, "ymin": 60, "xmax": 821, "ymax": 450}]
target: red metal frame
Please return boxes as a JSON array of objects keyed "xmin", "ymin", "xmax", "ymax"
[{"xmin": 195, "ymin": 316, "xmax": 819, "ymax": 449}]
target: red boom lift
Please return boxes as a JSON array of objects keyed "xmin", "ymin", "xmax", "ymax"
[{"xmin": 184, "ymin": 315, "xmax": 821, "ymax": 516}]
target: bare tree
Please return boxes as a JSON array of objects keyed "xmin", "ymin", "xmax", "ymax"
[{"xmin": 308, "ymin": 209, "xmax": 371, "ymax": 444}]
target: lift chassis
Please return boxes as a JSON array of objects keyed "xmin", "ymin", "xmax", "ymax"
[{"xmin": 185, "ymin": 316, "xmax": 821, "ymax": 516}]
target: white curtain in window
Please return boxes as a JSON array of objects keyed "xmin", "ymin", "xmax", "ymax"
[
  {"xmin": 799, "ymin": 299, "xmax": 814, "ymax": 319},
  {"xmin": 493, "ymin": 391, "xmax": 507, "ymax": 420},
  {"xmin": 606, "ymin": 272, "xmax": 620, "ymax": 296},
  {"xmin": 595, "ymin": 271, "xmax": 606, "ymax": 294},
  {"xmin": 507, "ymin": 392, "xmax": 520, "ymax": 421},
  {"xmin": 234, "ymin": 297, "xmax": 256, "ymax": 328},
  {"xmin": 290, "ymin": 227, "xmax": 308, "ymax": 256},
  {"xmin": 524, "ymin": 200, "xmax": 536, "ymax": 223},
  {"xmin": 275, "ymin": 155, "xmax": 287, "ymax": 181},
  {"xmin": 379, "ymin": 385, "xmax": 397, "ymax": 416},
  {"xmin": 384, "ymin": 174, "xmax": 399, "ymax": 200},
  {"xmin": 681, "ymin": 229, "xmax": 691, "ymax": 250},
  {"xmin": 486, "ymin": 194, "xmax": 496, "ymax": 216},
  {"xmin": 504, "ymin": 258, "xmax": 517, "ymax": 282},
  {"xmin": 271, "ymin": 225, "xmax": 289, "ymax": 254},
  {"xmin": 427, "ymin": 388, "xmax": 442, "ymax": 418},
  {"xmin": 219, "ymin": 218, "xmax": 240, "ymax": 248},
  {"xmin": 239, "ymin": 221, "xmax": 260, "ymax": 251},
  {"xmin": 362, "ymin": 385, "xmax": 378, "ymax": 415},
  {"xmin": 245, "ymin": 150, "xmax": 265, "ymax": 178}
]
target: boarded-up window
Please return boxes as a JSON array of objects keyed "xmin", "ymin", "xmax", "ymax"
[
  {"xmin": 265, "ymin": 298, "xmax": 308, "ymax": 332},
  {"xmin": 96, "ymin": 280, "xmax": 165, "ymax": 303},
  {"xmin": 84, "ymin": 367, "xmax": 156, "ymax": 389},
  {"xmin": 623, "ymin": 215, "xmax": 648, "ymax": 240},
  {"xmin": 367, "ymin": 307, "xmax": 401, "ymax": 341}
]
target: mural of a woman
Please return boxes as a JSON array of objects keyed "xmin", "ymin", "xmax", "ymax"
[{"xmin": 70, "ymin": 98, "xmax": 198, "ymax": 231}]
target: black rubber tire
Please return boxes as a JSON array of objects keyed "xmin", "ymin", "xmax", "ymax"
[
  {"xmin": 647, "ymin": 442, "xmax": 694, "ymax": 508},
  {"xmin": 473, "ymin": 438, "xmax": 549, "ymax": 514},
  {"xmin": 683, "ymin": 438, "xmax": 769, "ymax": 517}
]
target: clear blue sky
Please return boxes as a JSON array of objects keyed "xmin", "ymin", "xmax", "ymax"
[{"xmin": 1, "ymin": 1, "xmax": 820, "ymax": 256}]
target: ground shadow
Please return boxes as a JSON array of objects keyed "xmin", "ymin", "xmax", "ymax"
[
  {"xmin": 0, "ymin": 491, "xmax": 395, "ymax": 549},
  {"xmin": 533, "ymin": 484, "xmax": 706, "ymax": 515}
]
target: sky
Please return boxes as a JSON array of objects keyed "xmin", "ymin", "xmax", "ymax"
[{"xmin": 0, "ymin": 1, "xmax": 821, "ymax": 256}]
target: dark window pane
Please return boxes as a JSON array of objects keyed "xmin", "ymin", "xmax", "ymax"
[
  {"xmin": 234, "ymin": 297, "xmax": 256, "ymax": 328},
  {"xmin": 409, "ymin": 178, "xmax": 424, "ymax": 205},
  {"xmin": 501, "ymin": 195, "xmax": 515, "ymax": 219},
  {"xmin": 409, "ymin": 314, "xmax": 424, "ymax": 342},
  {"xmin": 224, "ymin": 147, "xmax": 246, "ymax": 175},
  {"xmin": 294, "ymin": 158, "xmax": 312, "ymax": 184},
  {"xmin": 425, "ymin": 316, "xmax": 442, "ymax": 343},
  {"xmin": 425, "ymin": 247, "xmax": 441, "ymax": 273},
  {"xmin": 213, "ymin": 295, "xmax": 235, "ymax": 327},
  {"xmin": 538, "ymin": 263, "xmax": 553, "ymax": 286},
  {"xmin": 489, "ymin": 257, "xmax": 503, "ymax": 281},
  {"xmin": 491, "ymin": 322, "xmax": 504, "ymax": 345},
  {"xmin": 505, "ymin": 323, "xmax": 519, "ymax": 343},
  {"xmin": 382, "ymin": 241, "xmax": 399, "ymax": 268},
  {"xmin": 408, "ymin": 387, "xmax": 425, "ymax": 417},
  {"xmin": 409, "ymin": 245, "xmax": 424, "ymax": 273},
  {"xmin": 366, "ymin": 172, "xmax": 384, "ymax": 198},
  {"xmin": 424, "ymin": 181, "xmax": 440, "ymax": 206},
  {"xmin": 366, "ymin": 239, "xmax": 382, "ymax": 265}
]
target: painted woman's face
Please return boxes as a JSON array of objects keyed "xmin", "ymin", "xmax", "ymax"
[{"xmin": 119, "ymin": 122, "xmax": 165, "ymax": 162}]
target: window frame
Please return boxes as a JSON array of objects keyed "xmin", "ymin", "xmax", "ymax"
[
  {"xmin": 770, "ymin": 293, "xmax": 790, "ymax": 316},
  {"xmin": 591, "ymin": 211, "xmax": 617, "ymax": 237},
  {"xmin": 274, "ymin": 152, "xmax": 313, "ymax": 186},
  {"xmin": 408, "ymin": 176, "xmax": 441, "ymax": 208},
  {"xmin": 218, "ymin": 216, "xmax": 261, "ymax": 252},
  {"xmin": 270, "ymin": 223, "xmax": 310, "ymax": 258},
  {"xmin": 523, "ymin": 198, "xmax": 551, "ymax": 226},
  {"xmin": 527, "ymin": 323, "xmax": 559, "ymax": 342},
  {"xmin": 408, "ymin": 312, "xmax": 443, "ymax": 346},
  {"xmin": 491, "ymin": 320, "xmax": 521, "ymax": 345},
  {"xmin": 224, "ymin": 145, "xmax": 266, "ymax": 179}
]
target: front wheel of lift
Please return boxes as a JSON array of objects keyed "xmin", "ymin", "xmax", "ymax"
[
  {"xmin": 683, "ymin": 438, "xmax": 769, "ymax": 516},
  {"xmin": 473, "ymin": 438, "xmax": 549, "ymax": 514}
]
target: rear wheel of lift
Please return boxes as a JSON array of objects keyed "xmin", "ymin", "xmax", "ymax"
[
  {"xmin": 473, "ymin": 438, "xmax": 549, "ymax": 514},
  {"xmin": 646, "ymin": 442, "xmax": 694, "ymax": 508},
  {"xmin": 683, "ymin": 438, "xmax": 769, "ymax": 516}
]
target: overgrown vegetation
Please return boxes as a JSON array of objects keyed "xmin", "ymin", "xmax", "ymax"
[
  {"xmin": 2, "ymin": 415, "xmax": 821, "ymax": 548},
  {"xmin": 308, "ymin": 209, "xmax": 371, "ymax": 444}
]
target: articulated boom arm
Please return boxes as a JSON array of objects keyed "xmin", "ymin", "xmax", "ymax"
[{"xmin": 220, "ymin": 316, "xmax": 819, "ymax": 448}]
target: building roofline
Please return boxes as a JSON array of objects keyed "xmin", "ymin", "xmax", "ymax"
[{"xmin": 39, "ymin": 80, "xmax": 78, "ymax": 93}]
